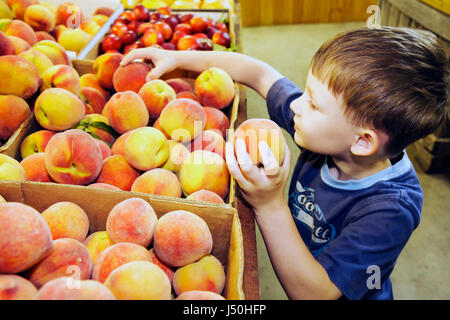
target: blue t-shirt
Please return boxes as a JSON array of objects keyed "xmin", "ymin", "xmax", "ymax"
[{"xmin": 266, "ymin": 77, "xmax": 423, "ymax": 300}]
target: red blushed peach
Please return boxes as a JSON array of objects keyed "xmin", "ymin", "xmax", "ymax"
[
  {"xmin": 35, "ymin": 31, "xmax": 56, "ymax": 42},
  {"xmin": 20, "ymin": 130, "xmax": 55, "ymax": 159},
  {"xmin": 83, "ymin": 231, "xmax": 114, "ymax": 265},
  {"xmin": 34, "ymin": 277, "xmax": 115, "ymax": 300},
  {"xmin": 96, "ymin": 139, "xmax": 111, "ymax": 160},
  {"xmin": 20, "ymin": 152, "xmax": 52, "ymax": 182},
  {"xmin": 0, "ymin": 55, "xmax": 41, "ymax": 99},
  {"xmin": 0, "ymin": 31, "xmax": 15, "ymax": 55},
  {"xmin": 176, "ymin": 290, "xmax": 225, "ymax": 300},
  {"xmin": 8, "ymin": 35, "xmax": 30, "ymax": 54},
  {"xmin": 234, "ymin": 118, "xmax": 286, "ymax": 166},
  {"xmin": 26, "ymin": 238, "xmax": 93, "ymax": 289},
  {"xmin": 124, "ymin": 126, "xmax": 169, "ymax": 171},
  {"xmin": 110, "ymin": 130, "xmax": 133, "ymax": 156},
  {"xmin": 93, "ymin": 52, "xmax": 123, "ymax": 90},
  {"xmin": 0, "ymin": 94, "xmax": 30, "ymax": 140},
  {"xmin": 73, "ymin": 113, "xmax": 115, "ymax": 147},
  {"xmin": 203, "ymin": 107, "xmax": 230, "ymax": 138},
  {"xmin": 80, "ymin": 20, "xmax": 101, "ymax": 36},
  {"xmin": 55, "ymin": 2, "xmax": 83, "ymax": 28},
  {"xmin": 153, "ymin": 117, "xmax": 170, "ymax": 139},
  {"xmin": 153, "ymin": 210, "xmax": 213, "ymax": 267},
  {"xmin": 106, "ymin": 198, "xmax": 158, "ymax": 247},
  {"xmin": 24, "ymin": 5, "xmax": 55, "ymax": 32},
  {"xmin": 44, "ymin": 129, "xmax": 103, "ymax": 185},
  {"xmin": 0, "ymin": 202, "xmax": 53, "ymax": 274},
  {"xmin": 34, "ymin": 88, "xmax": 85, "ymax": 131},
  {"xmin": 3, "ymin": 19, "xmax": 37, "ymax": 46},
  {"xmin": 41, "ymin": 64, "xmax": 81, "ymax": 96},
  {"xmin": 94, "ymin": 7, "xmax": 114, "ymax": 17},
  {"xmin": 91, "ymin": 14, "xmax": 108, "ymax": 27},
  {"xmin": 41, "ymin": 201, "xmax": 89, "ymax": 242},
  {"xmin": 195, "ymin": 67, "xmax": 235, "ymax": 109},
  {"xmin": 0, "ymin": 154, "xmax": 26, "ymax": 181},
  {"xmin": 6, "ymin": 0, "xmax": 39, "ymax": 21},
  {"xmin": 179, "ymin": 150, "xmax": 230, "ymax": 199},
  {"xmin": 188, "ymin": 129, "xmax": 225, "ymax": 159},
  {"xmin": 80, "ymin": 73, "xmax": 111, "ymax": 100},
  {"xmin": 19, "ymin": 48, "xmax": 54, "ymax": 77},
  {"xmin": 131, "ymin": 168, "xmax": 182, "ymax": 198},
  {"xmin": 96, "ymin": 155, "xmax": 140, "ymax": 191},
  {"xmin": 186, "ymin": 189, "xmax": 225, "ymax": 204},
  {"xmin": 104, "ymin": 261, "xmax": 171, "ymax": 300},
  {"xmin": 113, "ymin": 62, "xmax": 152, "ymax": 93},
  {"xmin": 0, "ymin": 275, "xmax": 38, "ymax": 300},
  {"xmin": 102, "ymin": 91, "xmax": 149, "ymax": 134},
  {"xmin": 161, "ymin": 140, "xmax": 190, "ymax": 173},
  {"xmin": 159, "ymin": 98, "xmax": 206, "ymax": 142},
  {"xmin": 176, "ymin": 90, "xmax": 200, "ymax": 103},
  {"xmin": 148, "ymin": 248, "xmax": 174, "ymax": 283},
  {"xmin": 173, "ymin": 255, "xmax": 226, "ymax": 296},
  {"xmin": 80, "ymin": 87, "xmax": 106, "ymax": 114},
  {"xmin": 166, "ymin": 78, "xmax": 193, "ymax": 93},
  {"xmin": 92, "ymin": 242, "xmax": 152, "ymax": 283},
  {"xmin": 32, "ymin": 40, "xmax": 70, "ymax": 65},
  {"xmin": 88, "ymin": 182, "xmax": 121, "ymax": 190},
  {"xmin": 138, "ymin": 79, "xmax": 176, "ymax": 119}
]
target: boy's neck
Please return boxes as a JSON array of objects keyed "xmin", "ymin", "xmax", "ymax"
[{"xmin": 328, "ymin": 153, "xmax": 392, "ymax": 181}]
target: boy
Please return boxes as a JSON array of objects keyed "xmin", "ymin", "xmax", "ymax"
[{"xmin": 121, "ymin": 27, "xmax": 449, "ymax": 299}]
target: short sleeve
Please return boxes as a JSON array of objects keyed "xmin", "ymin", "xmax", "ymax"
[
  {"xmin": 266, "ymin": 77, "xmax": 303, "ymax": 138},
  {"xmin": 316, "ymin": 196, "xmax": 417, "ymax": 300}
]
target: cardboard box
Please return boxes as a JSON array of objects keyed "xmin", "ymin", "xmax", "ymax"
[
  {"xmin": 420, "ymin": 0, "xmax": 450, "ymax": 15},
  {"xmin": 0, "ymin": 179, "xmax": 245, "ymax": 299},
  {"xmin": 0, "ymin": 113, "xmax": 37, "ymax": 159}
]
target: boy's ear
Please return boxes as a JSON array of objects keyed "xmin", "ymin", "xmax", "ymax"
[{"xmin": 350, "ymin": 129, "xmax": 380, "ymax": 156}]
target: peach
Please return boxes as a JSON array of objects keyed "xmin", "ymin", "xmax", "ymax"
[
  {"xmin": 34, "ymin": 277, "xmax": 115, "ymax": 300},
  {"xmin": 41, "ymin": 201, "xmax": 89, "ymax": 242},
  {"xmin": 91, "ymin": 14, "xmax": 108, "ymax": 27},
  {"xmin": 153, "ymin": 210, "xmax": 213, "ymax": 267},
  {"xmin": 3, "ymin": 19, "xmax": 37, "ymax": 46},
  {"xmin": 195, "ymin": 67, "xmax": 235, "ymax": 109},
  {"xmin": 35, "ymin": 30, "xmax": 55, "ymax": 42},
  {"xmin": 104, "ymin": 261, "xmax": 171, "ymax": 300},
  {"xmin": 34, "ymin": 88, "xmax": 85, "ymax": 131},
  {"xmin": 80, "ymin": 87, "xmax": 106, "ymax": 114},
  {"xmin": 80, "ymin": 73, "xmax": 111, "ymax": 100},
  {"xmin": 0, "ymin": 55, "xmax": 40, "ymax": 99},
  {"xmin": 26, "ymin": 238, "xmax": 93, "ymax": 289},
  {"xmin": 96, "ymin": 139, "xmax": 111, "ymax": 160},
  {"xmin": 0, "ymin": 202, "xmax": 52, "ymax": 273},
  {"xmin": 131, "ymin": 168, "xmax": 182, "ymax": 198},
  {"xmin": 8, "ymin": 35, "xmax": 30, "ymax": 53},
  {"xmin": 96, "ymin": 154, "xmax": 140, "ymax": 191},
  {"xmin": 234, "ymin": 118, "xmax": 286, "ymax": 166},
  {"xmin": 0, "ymin": 154, "xmax": 26, "ymax": 181},
  {"xmin": 24, "ymin": 4, "xmax": 55, "ymax": 32},
  {"xmin": 83, "ymin": 231, "xmax": 114, "ymax": 264},
  {"xmin": 19, "ymin": 48, "xmax": 54, "ymax": 76},
  {"xmin": 0, "ymin": 1, "xmax": 13, "ymax": 19},
  {"xmin": 179, "ymin": 150, "xmax": 230, "ymax": 199},
  {"xmin": 38, "ymin": 2, "xmax": 56, "ymax": 15},
  {"xmin": 102, "ymin": 91, "xmax": 149, "ymax": 134},
  {"xmin": 123, "ymin": 126, "xmax": 169, "ymax": 171},
  {"xmin": 173, "ymin": 255, "xmax": 226, "ymax": 295},
  {"xmin": 176, "ymin": 90, "xmax": 200, "ymax": 103},
  {"xmin": 44, "ymin": 129, "xmax": 103, "ymax": 185},
  {"xmin": 113, "ymin": 62, "xmax": 152, "ymax": 93},
  {"xmin": 161, "ymin": 140, "xmax": 190, "ymax": 173},
  {"xmin": 32, "ymin": 40, "xmax": 70, "ymax": 65},
  {"xmin": 41, "ymin": 64, "xmax": 81, "ymax": 95},
  {"xmin": 148, "ymin": 248, "xmax": 174, "ymax": 283},
  {"xmin": 5, "ymin": 0, "xmax": 38, "ymax": 21},
  {"xmin": 20, "ymin": 130, "xmax": 55, "ymax": 159},
  {"xmin": 106, "ymin": 197, "xmax": 158, "ymax": 247},
  {"xmin": 176, "ymin": 290, "xmax": 225, "ymax": 300},
  {"xmin": 88, "ymin": 182, "xmax": 120, "ymax": 190},
  {"xmin": 138, "ymin": 79, "xmax": 176, "ymax": 119},
  {"xmin": 51, "ymin": 24, "xmax": 67, "ymax": 41},
  {"xmin": 188, "ymin": 129, "xmax": 225, "ymax": 159},
  {"xmin": 153, "ymin": 117, "xmax": 170, "ymax": 139},
  {"xmin": 55, "ymin": 2, "xmax": 83, "ymax": 28},
  {"xmin": 94, "ymin": 7, "xmax": 114, "ymax": 17},
  {"xmin": 0, "ymin": 31, "xmax": 14, "ymax": 55},
  {"xmin": 80, "ymin": 20, "xmax": 101, "ymax": 36},
  {"xmin": 203, "ymin": 106, "xmax": 230, "ymax": 138},
  {"xmin": 73, "ymin": 113, "xmax": 115, "ymax": 147},
  {"xmin": 110, "ymin": 130, "xmax": 133, "ymax": 156},
  {"xmin": 0, "ymin": 94, "xmax": 30, "ymax": 140},
  {"xmin": 58, "ymin": 28, "xmax": 92, "ymax": 53},
  {"xmin": 20, "ymin": 152, "xmax": 52, "ymax": 182},
  {"xmin": 0, "ymin": 275, "xmax": 38, "ymax": 300},
  {"xmin": 159, "ymin": 98, "xmax": 206, "ymax": 142},
  {"xmin": 92, "ymin": 242, "xmax": 152, "ymax": 283},
  {"xmin": 186, "ymin": 189, "xmax": 225, "ymax": 204},
  {"xmin": 166, "ymin": 78, "xmax": 193, "ymax": 93},
  {"xmin": 93, "ymin": 52, "xmax": 123, "ymax": 90}
]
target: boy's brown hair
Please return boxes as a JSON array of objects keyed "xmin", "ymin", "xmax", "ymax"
[{"xmin": 311, "ymin": 27, "xmax": 449, "ymax": 157}]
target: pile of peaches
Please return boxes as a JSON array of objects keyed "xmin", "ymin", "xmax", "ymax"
[
  {"xmin": 100, "ymin": 5, "xmax": 232, "ymax": 55},
  {"xmin": 0, "ymin": 196, "xmax": 227, "ymax": 300}
]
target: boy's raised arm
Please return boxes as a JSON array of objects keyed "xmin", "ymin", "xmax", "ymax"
[{"xmin": 120, "ymin": 47, "xmax": 284, "ymax": 99}]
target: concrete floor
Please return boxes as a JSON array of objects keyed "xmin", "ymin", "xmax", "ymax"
[{"xmin": 240, "ymin": 22, "xmax": 450, "ymax": 300}]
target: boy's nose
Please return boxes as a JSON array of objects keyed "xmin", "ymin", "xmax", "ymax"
[{"xmin": 290, "ymin": 97, "xmax": 304, "ymax": 115}]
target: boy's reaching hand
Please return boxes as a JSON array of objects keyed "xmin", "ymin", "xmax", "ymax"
[{"xmin": 225, "ymin": 139, "xmax": 291, "ymax": 213}]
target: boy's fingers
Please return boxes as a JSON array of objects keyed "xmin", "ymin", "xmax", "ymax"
[
  {"xmin": 235, "ymin": 139, "xmax": 260, "ymax": 183},
  {"xmin": 225, "ymin": 142, "xmax": 251, "ymax": 191},
  {"xmin": 121, "ymin": 48, "xmax": 152, "ymax": 66},
  {"xmin": 258, "ymin": 141, "xmax": 279, "ymax": 177},
  {"xmin": 146, "ymin": 63, "xmax": 167, "ymax": 80}
]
